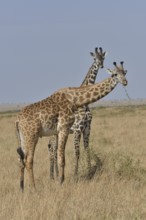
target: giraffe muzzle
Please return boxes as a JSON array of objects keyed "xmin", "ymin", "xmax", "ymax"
[{"xmin": 123, "ymin": 80, "xmax": 128, "ymax": 86}]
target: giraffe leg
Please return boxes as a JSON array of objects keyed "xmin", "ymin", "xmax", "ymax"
[
  {"xmin": 17, "ymin": 147, "xmax": 25, "ymax": 191},
  {"xmin": 25, "ymin": 151, "xmax": 35, "ymax": 188},
  {"xmin": 24, "ymin": 137, "xmax": 38, "ymax": 189},
  {"xmin": 48, "ymin": 135, "xmax": 58, "ymax": 180},
  {"xmin": 48, "ymin": 142, "xmax": 55, "ymax": 180},
  {"xmin": 83, "ymin": 121, "xmax": 91, "ymax": 174},
  {"xmin": 73, "ymin": 130, "xmax": 81, "ymax": 176},
  {"xmin": 54, "ymin": 135, "xmax": 59, "ymax": 178},
  {"xmin": 58, "ymin": 130, "xmax": 68, "ymax": 184}
]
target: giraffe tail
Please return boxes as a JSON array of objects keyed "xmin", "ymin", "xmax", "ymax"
[
  {"xmin": 15, "ymin": 121, "xmax": 25, "ymax": 191},
  {"xmin": 15, "ymin": 121, "xmax": 21, "ymax": 146},
  {"xmin": 15, "ymin": 121, "xmax": 25, "ymax": 159}
]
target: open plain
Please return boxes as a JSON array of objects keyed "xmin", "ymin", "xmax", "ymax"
[{"xmin": 0, "ymin": 104, "xmax": 146, "ymax": 220}]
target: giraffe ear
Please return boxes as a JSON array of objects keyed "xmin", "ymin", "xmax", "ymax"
[
  {"xmin": 90, "ymin": 52, "xmax": 94, "ymax": 57},
  {"xmin": 105, "ymin": 68, "xmax": 113, "ymax": 75}
]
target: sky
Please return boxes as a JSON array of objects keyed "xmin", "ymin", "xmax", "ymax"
[{"xmin": 0, "ymin": 0, "xmax": 146, "ymax": 103}]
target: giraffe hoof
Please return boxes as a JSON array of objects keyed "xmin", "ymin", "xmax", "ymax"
[
  {"xmin": 20, "ymin": 180, "xmax": 24, "ymax": 192},
  {"xmin": 59, "ymin": 176, "xmax": 64, "ymax": 184}
]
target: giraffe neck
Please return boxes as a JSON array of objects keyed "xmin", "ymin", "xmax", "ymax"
[
  {"xmin": 65, "ymin": 76, "xmax": 118, "ymax": 107},
  {"xmin": 81, "ymin": 62, "xmax": 100, "ymax": 86}
]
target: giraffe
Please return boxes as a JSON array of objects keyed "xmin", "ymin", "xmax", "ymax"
[
  {"xmin": 16, "ymin": 61, "xmax": 128, "ymax": 190},
  {"xmin": 48, "ymin": 47, "xmax": 107, "ymax": 180}
]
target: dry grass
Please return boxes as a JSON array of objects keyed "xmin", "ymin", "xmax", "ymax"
[{"xmin": 0, "ymin": 106, "xmax": 146, "ymax": 220}]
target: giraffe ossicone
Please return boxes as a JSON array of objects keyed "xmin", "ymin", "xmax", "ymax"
[{"xmin": 48, "ymin": 47, "xmax": 107, "ymax": 180}]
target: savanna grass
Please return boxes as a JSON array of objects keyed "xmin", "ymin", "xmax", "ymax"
[{"xmin": 0, "ymin": 105, "xmax": 146, "ymax": 220}]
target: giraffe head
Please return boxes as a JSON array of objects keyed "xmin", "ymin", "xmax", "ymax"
[
  {"xmin": 90, "ymin": 47, "xmax": 107, "ymax": 68},
  {"xmin": 106, "ymin": 61, "xmax": 128, "ymax": 86}
]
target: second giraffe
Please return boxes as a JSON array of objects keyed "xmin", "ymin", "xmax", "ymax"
[{"xmin": 48, "ymin": 47, "xmax": 107, "ymax": 179}]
